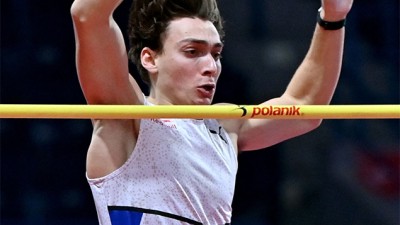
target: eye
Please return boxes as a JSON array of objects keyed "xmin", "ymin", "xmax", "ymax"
[
  {"xmin": 184, "ymin": 48, "xmax": 200, "ymax": 57},
  {"xmin": 213, "ymin": 52, "xmax": 222, "ymax": 61}
]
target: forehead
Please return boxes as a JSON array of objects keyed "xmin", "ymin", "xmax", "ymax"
[{"xmin": 164, "ymin": 17, "xmax": 222, "ymax": 46}]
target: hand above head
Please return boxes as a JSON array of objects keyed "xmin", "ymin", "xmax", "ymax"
[{"xmin": 320, "ymin": 0, "xmax": 354, "ymax": 21}]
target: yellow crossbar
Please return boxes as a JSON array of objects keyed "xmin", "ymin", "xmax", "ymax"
[{"xmin": 0, "ymin": 104, "xmax": 399, "ymax": 119}]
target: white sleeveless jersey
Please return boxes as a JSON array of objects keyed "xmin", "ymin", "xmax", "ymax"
[{"xmin": 87, "ymin": 99, "xmax": 238, "ymax": 225}]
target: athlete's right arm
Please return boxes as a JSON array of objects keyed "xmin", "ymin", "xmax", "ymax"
[
  {"xmin": 71, "ymin": 0, "xmax": 142, "ymax": 178},
  {"xmin": 71, "ymin": 0, "xmax": 143, "ymax": 105}
]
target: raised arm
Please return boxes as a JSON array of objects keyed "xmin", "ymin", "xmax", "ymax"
[
  {"xmin": 282, "ymin": 2, "xmax": 353, "ymax": 106},
  {"xmin": 71, "ymin": 0, "xmax": 142, "ymax": 105},
  {"xmin": 232, "ymin": 0, "xmax": 354, "ymax": 151}
]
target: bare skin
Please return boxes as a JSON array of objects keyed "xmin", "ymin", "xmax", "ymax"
[{"xmin": 71, "ymin": 0, "xmax": 353, "ymax": 179}]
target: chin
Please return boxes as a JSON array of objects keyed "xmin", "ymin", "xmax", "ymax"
[{"xmin": 193, "ymin": 98, "xmax": 213, "ymax": 105}]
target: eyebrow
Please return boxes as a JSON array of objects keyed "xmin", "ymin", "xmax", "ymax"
[{"xmin": 178, "ymin": 38, "xmax": 224, "ymax": 48}]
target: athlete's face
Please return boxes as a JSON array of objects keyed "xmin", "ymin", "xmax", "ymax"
[{"xmin": 150, "ymin": 17, "xmax": 223, "ymax": 105}]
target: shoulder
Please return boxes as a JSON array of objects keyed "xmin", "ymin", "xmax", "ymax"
[{"xmin": 213, "ymin": 103, "xmax": 244, "ymax": 135}]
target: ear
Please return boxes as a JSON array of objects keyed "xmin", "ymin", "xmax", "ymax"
[{"xmin": 141, "ymin": 47, "xmax": 158, "ymax": 74}]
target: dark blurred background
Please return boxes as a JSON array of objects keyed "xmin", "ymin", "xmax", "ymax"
[{"xmin": 1, "ymin": 0, "xmax": 399, "ymax": 224}]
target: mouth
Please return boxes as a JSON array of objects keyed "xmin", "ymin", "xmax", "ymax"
[
  {"xmin": 197, "ymin": 83, "xmax": 216, "ymax": 98},
  {"xmin": 201, "ymin": 84, "xmax": 215, "ymax": 91}
]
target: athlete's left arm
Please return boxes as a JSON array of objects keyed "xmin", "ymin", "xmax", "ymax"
[{"xmin": 233, "ymin": 0, "xmax": 354, "ymax": 151}]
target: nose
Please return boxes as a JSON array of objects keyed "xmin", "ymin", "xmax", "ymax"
[{"xmin": 201, "ymin": 54, "xmax": 218, "ymax": 77}]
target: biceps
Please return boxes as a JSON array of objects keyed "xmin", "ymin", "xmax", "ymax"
[
  {"xmin": 237, "ymin": 119, "xmax": 320, "ymax": 151},
  {"xmin": 73, "ymin": 16, "xmax": 136, "ymax": 104}
]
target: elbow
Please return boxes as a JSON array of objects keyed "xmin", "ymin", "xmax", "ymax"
[
  {"xmin": 70, "ymin": 1, "xmax": 89, "ymax": 23},
  {"xmin": 70, "ymin": 0, "xmax": 106, "ymax": 24},
  {"xmin": 292, "ymin": 119, "xmax": 322, "ymax": 142},
  {"xmin": 71, "ymin": 0, "xmax": 84, "ymax": 17},
  {"xmin": 305, "ymin": 119, "xmax": 323, "ymax": 133}
]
